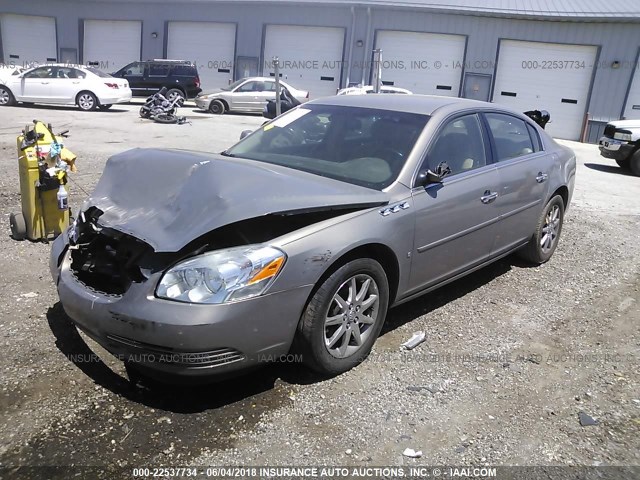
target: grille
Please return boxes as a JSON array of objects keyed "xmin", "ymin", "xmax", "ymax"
[
  {"xmin": 603, "ymin": 124, "xmax": 616, "ymax": 138},
  {"xmin": 106, "ymin": 333, "xmax": 246, "ymax": 368}
]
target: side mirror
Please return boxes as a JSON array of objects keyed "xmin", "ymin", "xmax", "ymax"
[
  {"xmin": 417, "ymin": 169, "xmax": 445, "ymax": 186},
  {"xmin": 239, "ymin": 129, "xmax": 253, "ymax": 140}
]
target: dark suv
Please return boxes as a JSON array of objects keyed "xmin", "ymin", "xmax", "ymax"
[{"xmin": 111, "ymin": 60, "xmax": 201, "ymax": 100}]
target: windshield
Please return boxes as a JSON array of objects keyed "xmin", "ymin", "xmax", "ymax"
[{"xmin": 225, "ymin": 104, "xmax": 429, "ymax": 190}]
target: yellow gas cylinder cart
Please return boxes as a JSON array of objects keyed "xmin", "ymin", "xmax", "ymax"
[{"xmin": 9, "ymin": 120, "xmax": 77, "ymax": 241}]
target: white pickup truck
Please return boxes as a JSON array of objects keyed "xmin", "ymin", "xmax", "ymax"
[{"xmin": 598, "ymin": 120, "xmax": 640, "ymax": 176}]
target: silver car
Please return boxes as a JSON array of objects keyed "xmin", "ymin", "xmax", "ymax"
[
  {"xmin": 195, "ymin": 77, "xmax": 308, "ymax": 114},
  {"xmin": 50, "ymin": 95, "xmax": 576, "ymax": 381}
]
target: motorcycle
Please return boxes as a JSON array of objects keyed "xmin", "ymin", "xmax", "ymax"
[
  {"xmin": 139, "ymin": 87, "xmax": 186, "ymax": 124},
  {"xmin": 262, "ymin": 86, "xmax": 301, "ymax": 120}
]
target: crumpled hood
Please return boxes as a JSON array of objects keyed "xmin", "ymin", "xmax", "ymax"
[
  {"xmin": 87, "ymin": 148, "xmax": 389, "ymax": 252},
  {"xmin": 607, "ymin": 119, "xmax": 640, "ymax": 129}
]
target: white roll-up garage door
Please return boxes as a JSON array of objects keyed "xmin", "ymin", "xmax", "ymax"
[
  {"xmin": 167, "ymin": 22, "xmax": 236, "ymax": 90},
  {"xmin": 1, "ymin": 14, "xmax": 57, "ymax": 66},
  {"xmin": 374, "ymin": 30, "xmax": 466, "ymax": 96},
  {"xmin": 492, "ymin": 40, "xmax": 598, "ymax": 140},
  {"xmin": 623, "ymin": 63, "xmax": 640, "ymax": 120},
  {"xmin": 263, "ymin": 25, "xmax": 344, "ymax": 98},
  {"xmin": 83, "ymin": 20, "xmax": 141, "ymax": 72}
]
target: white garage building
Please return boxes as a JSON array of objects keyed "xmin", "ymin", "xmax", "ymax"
[{"xmin": 0, "ymin": 0, "xmax": 639, "ymax": 141}]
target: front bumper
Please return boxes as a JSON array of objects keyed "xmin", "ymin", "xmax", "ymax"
[
  {"xmin": 598, "ymin": 136, "xmax": 635, "ymax": 161},
  {"xmin": 50, "ymin": 235, "xmax": 312, "ymax": 378},
  {"xmin": 194, "ymin": 97, "xmax": 210, "ymax": 110}
]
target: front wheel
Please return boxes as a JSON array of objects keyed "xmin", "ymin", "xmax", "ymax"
[
  {"xmin": 209, "ymin": 99, "xmax": 225, "ymax": 115},
  {"xmin": 295, "ymin": 258, "xmax": 389, "ymax": 376},
  {"xmin": 518, "ymin": 195, "xmax": 565, "ymax": 264},
  {"xmin": 153, "ymin": 113, "xmax": 178, "ymax": 124},
  {"xmin": 76, "ymin": 91, "xmax": 98, "ymax": 111},
  {"xmin": 166, "ymin": 88, "xmax": 185, "ymax": 104},
  {"xmin": 0, "ymin": 86, "xmax": 15, "ymax": 106}
]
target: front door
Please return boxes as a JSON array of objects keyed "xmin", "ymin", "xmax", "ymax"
[
  {"xmin": 19, "ymin": 66, "xmax": 54, "ymax": 102},
  {"xmin": 409, "ymin": 113, "xmax": 501, "ymax": 293}
]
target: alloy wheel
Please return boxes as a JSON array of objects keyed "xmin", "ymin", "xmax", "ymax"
[
  {"xmin": 324, "ymin": 274, "xmax": 380, "ymax": 359},
  {"xmin": 78, "ymin": 94, "xmax": 95, "ymax": 110},
  {"xmin": 0, "ymin": 88, "xmax": 9, "ymax": 105},
  {"xmin": 540, "ymin": 204, "xmax": 561, "ymax": 253}
]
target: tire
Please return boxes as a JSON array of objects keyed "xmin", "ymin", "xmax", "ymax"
[
  {"xmin": 76, "ymin": 91, "xmax": 98, "ymax": 111},
  {"xmin": 518, "ymin": 195, "xmax": 565, "ymax": 265},
  {"xmin": 154, "ymin": 113, "xmax": 178, "ymax": 124},
  {"xmin": 630, "ymin": 150, "xmax": 640, "ymax": 177},
  {"xmin": 166, "ymin": 89, "xmax": 185, "ymax": 104},
  {"xmin": 9, "ymin": 212, "xmax": 27, "ymax": 240},
  {"xmin": 209, "ymin": 99, "xmax": 225, "ymax": 115},
  {"xmin": 0, "ymin": 86, "xmax": 15, "ymax": 106},
  {"xmin": 615, "ymin": 159, "xmax": 630, "ymax": 169},
  {"xmin": 98, "ymin": 104, "xmax": 112, "ymax": 110},
  {"xmin": 295, "ymin": 258, "xmax": 389, "ymax": 376}
]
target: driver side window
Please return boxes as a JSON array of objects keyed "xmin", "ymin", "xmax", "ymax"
[
  {"xmin": 24, "ymin": 67, "xmax": 55, "ymax": 79},
  {"xmin": 425, "ymin": 114, "xmax": 487, "ymax": 176}
]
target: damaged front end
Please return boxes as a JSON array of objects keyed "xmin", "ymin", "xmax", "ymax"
[{"xmin": 61, "ymin": 203, "xmax": 378, "ymax": 299}]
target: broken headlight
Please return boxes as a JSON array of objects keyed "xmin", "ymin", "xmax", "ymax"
[{"xmin": 156, "ymin": 245, "xmax": 286, "ymax": 304}]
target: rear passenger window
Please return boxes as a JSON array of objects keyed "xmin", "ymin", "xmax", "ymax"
[
  {"xmin": 149, "ymin": 64, "xmax": 170, "ymax": 76},
  {"xmin": 485, "ymin": 113, "xmax": 535, "ymax": 161},
  {"xmin": 425, "ymin": 114, "xmax": 487, "ymax": 175}
]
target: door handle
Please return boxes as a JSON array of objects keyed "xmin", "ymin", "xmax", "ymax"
[
  {"xmin": 72, "ymin": 81, "xmax": 80, "ymax": 84},
  {"xmin": 480, "ymin": 190, "xmax": 499, "ymax": 204},
  {"xmin": 536, "ymin": 172, "xmax": 548, "ymax": 183},
  {"xmin": 40, "ymin": 82, "xmax": 49, "ymax": 85}
]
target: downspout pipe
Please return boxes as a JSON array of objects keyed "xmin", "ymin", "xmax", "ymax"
[
  {"xmin": 361, "ymin": 7, "xmax": 372, "ymax": 86},
  {"xmin": 345, "ymin": 6, "xmax": 356, "ymax": 88}
]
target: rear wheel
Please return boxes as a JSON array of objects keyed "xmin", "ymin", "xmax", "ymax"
[
  {"xmin": 0, "ymin": 86, "xmax": 15, "ymax": 106},
  {"xmin": 9, "ymin": 212, "xmax": 26, "ymax": 240},
  {"xmin": 295, "ymin": 258, "xmax": 389, "ymax": 375},
  {"xmin": 98, "ymin": 104, "xmax": 112, "ymax": 110},
  {"xmin": 76, "ymin": 91, "xmax": 98, "ymax": 111},
  {"xmin": 518, "ymin": 195, "xmax": 565, "ymax": 265},
  {"xmin": 630, "ymin": 150, "xmax": 640, "ymax": 177},
  {"xmin": 209, "ymin": 99, "xmax": 225, "ymax": 115}
]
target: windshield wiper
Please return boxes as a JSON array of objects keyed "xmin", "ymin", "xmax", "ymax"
[{"xmin": 220, "ymin": 150, "xmax": 236, "ymax": 157}]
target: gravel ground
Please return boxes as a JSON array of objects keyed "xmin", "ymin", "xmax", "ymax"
[{"xmin": 0, "ymin": 103, "xmax": 638, "ymax": 479}]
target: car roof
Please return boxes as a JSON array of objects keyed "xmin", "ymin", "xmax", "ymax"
[{"xmin": 310, "ymin": 94, "xmax": 492, "ymax": 115}]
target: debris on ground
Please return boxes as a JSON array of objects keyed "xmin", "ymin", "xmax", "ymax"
[
  {"xmin": 401, "ymin": 331, "xmax": 426, "ymax": 350},
  {"xmin": 578, "ymin": 411, "xmax": 599, "ymax": 427},
  {"xmin": 402, "ymin": 448, "xmax": 423, "ymax": 458}
]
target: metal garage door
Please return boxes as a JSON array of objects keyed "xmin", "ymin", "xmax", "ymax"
[
  {"xmin": 623, "ymin": 61, "xmax": 640, "ymax": 120},
  {"xmin": 374, "ymin": 30, "xmax": 466, "ymax": 96},
  {"xmin": 263, "ymin": 25, "xmax": 344, "ymax": 98},
  {"xmin": 83, "ymin": 20, "xmax": 141, "ymax": 72},
  {"xmin": 167, "ymin": 22, "xmax": 236, "ymax": 90},
  {"xmin": 493, "ymin": 40, "xmax": 597, "ymax": 140},
  {"xmin": 1, "ymin": 14, "xmax": 57, "ymax": 66}
]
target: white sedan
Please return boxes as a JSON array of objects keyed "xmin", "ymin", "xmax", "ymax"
[{"xmin": 0, "ymin": 64, "xmax": 132, "ymax": 111}]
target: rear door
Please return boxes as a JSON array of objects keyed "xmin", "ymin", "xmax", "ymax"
[
  {"xmin": 482, "ymin": 112, "xmax": 554, "ymax": 255},
  {"xmin": 409, "ymin": 113, "xmax": 501, "ymax": 293},
  {"xmin": 48, "ymin": 67, "xmax": 84, "ymax": 103}
]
